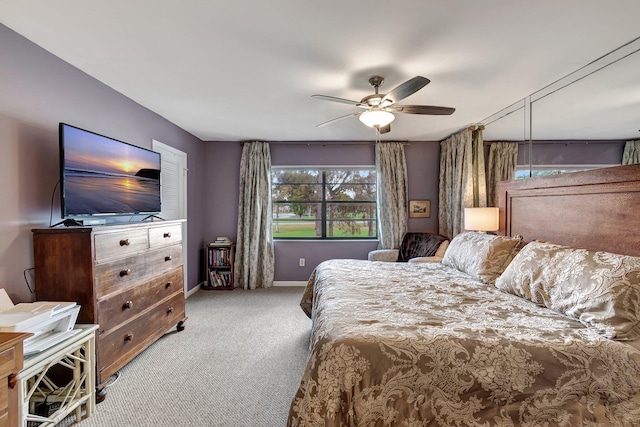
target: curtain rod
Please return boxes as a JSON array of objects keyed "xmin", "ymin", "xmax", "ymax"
[
  {"xmin": 482, "ymin": 140, "xmax": 624, "ymax": 145},
  {"xmin": 439, "ymin": 124, "xmax": 485, "ymax": 141},
  {"xmin": 239, "ymin": 141, "xmax": 412, "ymax": 146}
]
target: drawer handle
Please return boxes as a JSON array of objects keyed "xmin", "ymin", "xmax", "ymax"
[
  {"xmin": 122, "ymin": 300, "xmax": 133, "ymax": 310},
  {"xmin": 167, "ymin": 307, "xmax": 174, "ymax": 314},
  {"xmin": 120, "ymin": 239, "xmax": 130, "ymax": 246},
  {"xmin": 165, "ymin": 256, "xmax": 172, "ymax": 262},
  {"xmin": 165, "ymin": 282, "xmax": 172, "ymax": 289},
  {"xmin": 164, "ymin": 232, "xmax": 171, "ymax": 238},
  {"xmin": 8, "ymin": 373, "xmax": 18, "ymax": 389},
  {"xmin": 124, "ymin": 333, "xmax": 133, "ymax": 342},
  {"xmin": 120, "ymin": 269, "xmax": 132, "ymax": 277}
]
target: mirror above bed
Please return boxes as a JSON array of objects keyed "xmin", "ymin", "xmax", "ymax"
[{"xmin": 482, "ymin": 35, "xmax": 640, "ymax": 178}]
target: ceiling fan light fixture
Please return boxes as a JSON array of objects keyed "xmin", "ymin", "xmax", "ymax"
[{"xmin": 359, "ymin": 109, "xmax": 395, "ymax": 128}]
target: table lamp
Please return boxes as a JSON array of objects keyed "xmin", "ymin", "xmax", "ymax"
[{"xmin": 464, "ymin": 207, "xmax": 499, "ymax": 232}]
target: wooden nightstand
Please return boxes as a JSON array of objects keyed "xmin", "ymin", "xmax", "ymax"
[{"xmin": 0, "ymin": 332, "xmax": 31, "ymax": 427}]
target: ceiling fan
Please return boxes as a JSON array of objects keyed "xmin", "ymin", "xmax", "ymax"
[{"xmin": 312, "ymin": 75, "xmax": 455, "ymax": 134}]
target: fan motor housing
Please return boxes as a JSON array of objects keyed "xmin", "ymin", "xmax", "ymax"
[{"xmin": 368, "ymin": 76, "xmax": 385, "ymax": 88}]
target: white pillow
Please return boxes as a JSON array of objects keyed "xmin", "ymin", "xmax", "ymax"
[
  {"xmin": 441, "ymin": 232, "xmax": 521, "ymax": 284},
  {"xmin": 496, "ymin": 241, "xmax": 640, "ymax": 341}
]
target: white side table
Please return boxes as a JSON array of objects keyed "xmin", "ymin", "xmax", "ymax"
[{"xmin": 17, "ymin": 324, "xmax": 98, "ymax": 427}]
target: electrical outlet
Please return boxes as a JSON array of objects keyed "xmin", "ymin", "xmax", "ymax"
[{"xmin": 299, "ymin": 258, "xmax": 305, "ymax": 267}]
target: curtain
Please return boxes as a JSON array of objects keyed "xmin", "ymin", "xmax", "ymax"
[
  {"xmin": 471, "ymin": 128, "xmax": 487, "ymax": 207},
  {"xmin": 487, "ymin": 142, "xmax": 519, "ymax": 207},
  {"xmin": 622, "ymin": 140, "xmax": 640, "ymax": 165},
  {"xmin": 376, "ymin": 142, "xmax": 408, "ymax": 249},
  {"xmin": 438, "ymin": 128, "xmax": 486, "ymax": 238},
  {"xmin": 234, "ymin": 142, "xmax": 274, "ymax": 289}
]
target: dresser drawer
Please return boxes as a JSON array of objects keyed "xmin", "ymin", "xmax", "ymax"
[
  {"xmin": 97, "ymin": 267, "xmax": 183, "ymax": 334},
  {"xmin": 149, "ymin": 224, "xmax": 182, "ymax": 248},
  {"xmin": 94, "ymin": 244, "xmax": 183, "ymax": 296},
  {"xmin": 0, "ymin": 381, "xmax": 7, "ymax": 421},
  {"xmin": 94, "ymin": 228, "xmax": 149, "ymax": 261},
  {"xmin": 0, "ymin": 347, "xmax": 16, "ymax": 378},
  {"xmin": 97, "ymin": 292, "xmax": 185, "ymax": 381}
]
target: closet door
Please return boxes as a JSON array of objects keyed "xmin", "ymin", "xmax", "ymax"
[{"xmin": 152, "ymin": 139, "xmax": 188, "ymax": 294}]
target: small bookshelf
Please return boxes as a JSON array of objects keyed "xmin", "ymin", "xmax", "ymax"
[{"xmin": 203, "ymin": 241, "xmax": 235, "ymax": 290}]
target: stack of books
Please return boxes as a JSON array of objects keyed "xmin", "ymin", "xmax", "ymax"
[{"xmin": 208, "ymin": 270, "xmax": 232, "ymax": 288}]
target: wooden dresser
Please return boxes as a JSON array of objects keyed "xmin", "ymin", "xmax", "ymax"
[
  {"xmin": 0, "ymin": 332, "xmax": 30, "ymax": 427},
  {"xmin": 32, "ymin": 220, "xmax": 186, "ymax": 388}
]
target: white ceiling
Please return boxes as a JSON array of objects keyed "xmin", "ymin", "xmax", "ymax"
[{"xmin": 1, "ymin": 1, "xmax": 640, "ymax": 142}]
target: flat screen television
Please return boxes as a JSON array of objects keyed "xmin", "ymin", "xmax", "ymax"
[{"xmin": 59, "ymin": 123, "xmax": 161, "ymax": 218}]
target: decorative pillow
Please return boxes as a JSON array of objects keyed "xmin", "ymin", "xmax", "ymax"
[
  {"xmin": 441, "ymin": 232, "xmax": 521, "ymax": 284},
  {"xmin": 434, "ymin": 240, "xmax": 449, "ymax": 258},
  {"xmin": 495, "ymin": 241, "xmax": 640, "ymax": 341},
  {"xmin": 397, "ymin": 232, "xmax": 448, "ymax": 262}
]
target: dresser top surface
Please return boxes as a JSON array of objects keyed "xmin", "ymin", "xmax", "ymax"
[
  {"xmin": 32, "ymin": 219, "xmax": 185, "ymax": 234},
  {"xmin": 0, "ymin": 332, "xmax": 32, "ymax": 350}
]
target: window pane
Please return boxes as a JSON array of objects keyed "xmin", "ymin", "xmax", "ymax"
[
  {"xmin": 515, "ymin": 166, "xmax": 610, "ymax": 179},
  {"xmin": 273, "ymin": 183, "xmax": 321, "ymax": 201},
  {"xmin": 272, "ymin": 170, "xmax": 321, "ymax": 202},
  {"xmin": 325, "ymin": 183, "xmax": 377, "ymax": 201},
  {"xmin": 272, "ymin": 221, "xmax": 321, "ymax": 238},
  {"xmin": 326, "ymin": 202, "xmax": 377, "ymax": 238},
  {"xmin": 324, "ymin": 170, "xmax": 376, "ymax": 202},
  {"xmin": 272, "ymin": 202, "xmax": 320, "ymax": 219},
  {"xmin": 326, "ymin": 219, "xmax": 377, "ymax": 238},
  {"xmin": 272, "ymin": 202, "xmax": 321, "ymax": 238},
  {"xmin": 325, "ymin": 169, "xmax": 376, "ymax": 184},
  {"xmin": 326, "ymin": 202, "xmax": 376, "ymax": 219}
]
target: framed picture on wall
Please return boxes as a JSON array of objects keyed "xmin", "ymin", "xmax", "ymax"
[{"xmin": 409, "ymin": 200, "xmax": 430, "ymax": 218}]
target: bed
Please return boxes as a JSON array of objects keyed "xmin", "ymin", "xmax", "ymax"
[{"xmin": 288, "ymin": 164, "xmax": 640, "ymax": 427}]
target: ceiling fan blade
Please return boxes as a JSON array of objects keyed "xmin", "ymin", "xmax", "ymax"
[
  {"xmin": 390, "ymin": 105, "xmax": 455, "ymax": 115},
  {"xmin": 311, "ymin": 94, "xmax": 364, "ymax": 107},
  {"xmin": 380, "ymin": 76, "xmax": 430, "ymax": 105},
  {"xmin": 316, "ymin": 112, "xmax": 361, "ymax": 128},
  {"xmin": 378, "ymin": 124, "xmax": 391, "ymax": 134}
]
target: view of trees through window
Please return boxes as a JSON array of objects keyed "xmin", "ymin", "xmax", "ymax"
[
  {"xmin": 272, "ymin": 168, "xmax": 377, "ymax": 239},
  {"xmin": 515, "ymin": 165, "xmax": 614, "ymax": 179}
]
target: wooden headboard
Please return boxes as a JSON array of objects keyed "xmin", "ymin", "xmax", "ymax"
[{"xmin": 498, "ymin": 164, "xmax": 640, "ymax": 257}]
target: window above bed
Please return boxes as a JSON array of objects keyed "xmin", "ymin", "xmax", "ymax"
[
  {"xmin": 271, "ymin": 167, "xmax": 377, "ymax": 239},
  {"xmin": 515, "ymin": 164, "xmax": 617, "ymax": 179}
]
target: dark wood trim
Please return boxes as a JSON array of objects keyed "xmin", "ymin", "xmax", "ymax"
[{"xmin": 498, "ymin": 164, "xmax": 640, "ymax": 256}]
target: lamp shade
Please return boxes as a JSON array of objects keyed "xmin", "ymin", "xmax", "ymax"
[
  {"xmin": 359, "ymin": 109, "xmax": 395, "ymax": 128},
  {"xmin": 464, "ymin": 207, "xmax": 499, "ymax": 232}
]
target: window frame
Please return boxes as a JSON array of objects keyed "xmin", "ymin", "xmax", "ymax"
[
  {"xmin": 515, "ymin": 163, "xmax": 620, "ymax": 179},
  {"xmin": 271, "ymin": 166, "xmax": 378, "ymax": 240}
]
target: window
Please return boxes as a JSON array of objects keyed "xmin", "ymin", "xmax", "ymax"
[
  {"xmin": 272, "ymin": 167, "xmax": 377, "ymax": 239},
  {"xmin": 515, "ymin": 164, "xmax": 619, "ymax": 179}
]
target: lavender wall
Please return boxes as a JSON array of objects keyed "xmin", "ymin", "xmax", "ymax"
[
  {"xmin": 202, "ymin": 142, "xmax": 243, "ymax": 241},
  {"xmin": 405, "ymin": 142, "xmax": 441, "ymax": 233},
  {"xmin": 0, "ymin": 24, "xmax": 207, "ymax": 302},
  {"xmin": 203, "ymin": 141, "xmax": 441, "ymax": 281}
]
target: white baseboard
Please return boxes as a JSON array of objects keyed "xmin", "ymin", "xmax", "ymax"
[
  {"xmin": 186, "ymin": 282, "xmax": 205, "ymax": 298},
  {"xmin": 273, "ymin": 281, "xmax": 307, "ymax": 287},
  {"xmin": 188, "ymin": 281, "xmax": 306, "ymax": 295}
]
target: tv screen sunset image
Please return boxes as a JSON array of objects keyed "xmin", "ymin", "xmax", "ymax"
[{"xmin": 61, "ymin": 125, "xmax": 161, "ymax": 216}]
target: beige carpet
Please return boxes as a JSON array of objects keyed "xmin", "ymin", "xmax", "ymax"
[{"xmin": 73, "ymin": 286, "xmax": 310, "ymax": 427}]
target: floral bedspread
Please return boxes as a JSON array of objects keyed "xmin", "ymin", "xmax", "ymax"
[{"xmin": 289, "ymin": 259, "xmax": 640, "ymax": 426}]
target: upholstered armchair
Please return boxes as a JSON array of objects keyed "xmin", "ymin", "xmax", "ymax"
[{"xmin": 368, "ymin": 232, "xmax": 449, "ymax": 263}]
